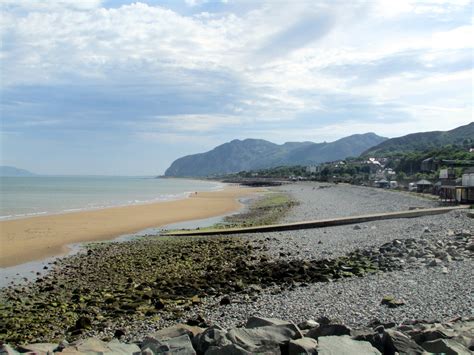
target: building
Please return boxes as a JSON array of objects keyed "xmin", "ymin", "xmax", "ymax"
[{"xmin": 416, "ymin": 179, "xmax": 433, "ymax": 193}]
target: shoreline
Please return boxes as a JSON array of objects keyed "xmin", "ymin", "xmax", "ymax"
[
  {"xmin": 0, "ymin": 185, "xmax": 261, "ymax": 268},
  {"xmin": 0, "ymin": 177, "xmax": 225, "ymax": 222}
]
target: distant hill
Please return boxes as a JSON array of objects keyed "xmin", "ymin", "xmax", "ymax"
[
  {"xmin": 363, "ymin": 122, "xmax": 474, "ymax": 156},
  {"xmin": 0, "ymin": 166, "xmax": 37, "ymax": 177},
  {"xmin": 164, "ymin": 133, "xmax": 387, "ymax": 177}
]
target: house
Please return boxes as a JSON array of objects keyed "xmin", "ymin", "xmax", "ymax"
[{"xmin": 416, "ymin": 179, "xmax": 433, "ymax": 193}]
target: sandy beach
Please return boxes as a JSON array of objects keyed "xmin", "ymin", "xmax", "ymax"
[{"xmin": 0, "ymin": 185, "xmax": 260, "ymax": 267}]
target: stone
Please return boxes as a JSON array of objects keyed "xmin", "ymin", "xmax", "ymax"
[
  {"xmin": 352, "ymin": 329, "xmax": 384, "ymax": 353},
  {"xmin": 106, "ymin": 339, "xmax": 141, "ymax": 354},
  {"xmin": 412, "ymin": 327, "xmax": 452, "ymax": 343},
  {"xmin": 298, "ymin": 320, "xmax": 320, "ymax": 330},
  {"xmin": 226, "ymin": 324, "xmax": 302, "ymax": 353},
  {"xmin": 288, "ymin": 337, "xmax": 318, "ymax": 355},
  {"xmin": 165, "ymin": 334, "xmax": 197, "ymax": 355},
  {"xmin": 205, "ymin": 343, "xmax": 251, "ymax": 354},
  {"xmin": 317, "ymin": 335, "xmax": 381, "ymax": 354},
  {"xmin": 422, "ymin": 338, "xmax": 471, "ymax": 354},
  {"xmin": 353, "ymin": 225, "xmax": 362, "ymax": 230},
  {"xmin": 72, "ymin": 338, "xmax": 111, "ymax": 353},
  {"xmin": 141, "ymin": 337, "xmax": 170, "ymax": 354},
  {"xmin": 307, "ymin": 324, "xmax": 351, "ymax": 339},
  {"xmin": 245, "ymin": 316, "xmax": 294, "ymax": 328},
  {"xmin": 18, "ymin": 343, "xmax": 58, "ymax": 353},
  {"xmin": 428, "ymin": 258, "xmax": 442, "ymax": 267},
  {"xmin": 193, "ymin": 325, "xmax": 231, "ymax": 354},
  {"xmin": 149, "ymin": 324, "xmax": 204, "ymax": 341},
  {"xmin": 382, "ymin": 329, "xmax": 425, "ymax": 355},
  {"xmin": 381, "ymin": 296, "xmax": 405, "ymax": 308},
  {"xmin": 219, "ymin": 296, "xmax": 231, "ymax": 306},
  {"xmin": 0, "ymin": 344, "xmax": 20, "ymax": 355},
  {"xmin": 316, "ymin": 316, "xmax": 331, "ymax": 325}
]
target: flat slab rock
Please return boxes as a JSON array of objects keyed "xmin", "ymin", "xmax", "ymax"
[
  {"xmin": 317, "ymin": 335, "xmax": 381, "ymax": 355},
  {"xmin": 226, "ymin": 323, "xmax": 302, "ymax": 353}
]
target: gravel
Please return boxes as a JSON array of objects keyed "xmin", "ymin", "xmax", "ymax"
[{"xmin": 193, "ymin": 182, "xmax": 473, "ymax": 330}]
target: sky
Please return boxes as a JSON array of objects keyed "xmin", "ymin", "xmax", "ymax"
[{"xmin": 0, "ymin": 0, "xmax": 473, "ymax": 175}]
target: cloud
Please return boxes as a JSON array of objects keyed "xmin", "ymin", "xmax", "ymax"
[{"xmin": 0, "ymin": 0, "xmax": 472, "ymax": 174}]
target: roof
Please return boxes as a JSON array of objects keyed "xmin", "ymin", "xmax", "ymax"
[{"xmin": 416, "ymin": 179, "xmax": 432, "ymax": 185}]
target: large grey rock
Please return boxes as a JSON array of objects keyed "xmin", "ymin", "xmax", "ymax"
[
  {"xmin": 140, "ymin": 337, "xmax": 170, "ymax": 354},
  {"xmin": 61, "ymin": 338, "xmax": 110, "ymax": 353},
  {"xmin": 298, "ymin": 320, "xmax": 320, "ymax": 330},
  {"xmin": 18, "ymin": 343, "xmax": 58, "ymax": 354},
  {"xmin": 166, "ymin": 334, "xmax": 197, "ymax": 355},
  {"xmin": 149, "ymin": 324, "xmax": 204, "ymax": 341},
  {"xmin": 245, "ymin": 316, "xmax": 294, "ymax": 328},
  {"xmin": 422, "ymin": 339, "xmax": 472, "ymax": 355},
  {"xmin": 193, "ymin": 325, "xmax": 231, "ymax": 354},
  {"xmin": 106, "ymin": 339, "xmax": 141, "ymax": 354},
  {"xmin": 317, "ymin": 335, "xmax": 381, "ymax": 354},
  {"xmin": 351, "ymin": 328, "xmax": 384, "ymax": 353},
  {"xmin": 307, "ymin": 324, "xmax": 351, "ymax": 339},
  {"xmin": 205, "ymin": 343, "xmax": 251, "ymax": 355},
  {"xmin": 288, "ymin": 337, "xmax": 318, "ymax": 355},
  {"xmin": 411, "ymin": 327, "xmax": 452, "ymax": 344},
  {"xmin": 0, "ymin": 344, "xmax": 20, "ymax": 355},
  {"xmin": 383, "ymin": 329, "xmax": 424, "ymax": 355},
  {"xmin": 226, "ymin": 324, "xmax": 302, "ymax": 353}
]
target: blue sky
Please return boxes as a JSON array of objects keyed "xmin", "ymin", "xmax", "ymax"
[{"xmin": 0, "ymin": 0, "xmax": 472, "ymax": 175}]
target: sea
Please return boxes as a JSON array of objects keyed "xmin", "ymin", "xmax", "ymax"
[{"xmin": 0, "ymin": 176, "xmax": 224, "ymax": 220}]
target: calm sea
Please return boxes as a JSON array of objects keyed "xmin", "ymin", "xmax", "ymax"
[{"xmin": 0, "ymin": 176, "xmax": 223, "ymax": 220}]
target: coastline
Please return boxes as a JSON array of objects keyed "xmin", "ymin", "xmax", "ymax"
[{"xmin": 0, "ymin": 185, "xmax": 261, "ymax": 268}]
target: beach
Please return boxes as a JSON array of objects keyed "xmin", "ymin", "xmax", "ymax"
[
  {"xmin": 1, "ymin": 182, "xmax": 472, "ymax": 350},
  {"xmin": 0, "ymin": 185, "xmax": 260, "ymax": 267}
]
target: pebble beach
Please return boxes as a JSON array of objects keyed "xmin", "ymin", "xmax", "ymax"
[{"xmin": 1, "ymin": 182, "xmax": 472, "ymax": 354}]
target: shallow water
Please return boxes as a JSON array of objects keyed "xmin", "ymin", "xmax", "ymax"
[{"xmin": 0, "ymin": 176, "xmax": 222, "ymax": 220}]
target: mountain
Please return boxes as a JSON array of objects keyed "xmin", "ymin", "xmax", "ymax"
[
  {"xmin": 0, "ymin": 166, "xmax": 37, "ymax": 177},
  {"xmin": 164, "ymin": 133, "xmax": 387, "ymax": 177},
  {"xmin": 363, "ymin": 122, "xmax": 474, "ymax": 156}
]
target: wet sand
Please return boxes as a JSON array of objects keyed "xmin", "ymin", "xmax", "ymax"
[{"xmin": 0, "ymin": 186, "xmax": 260, "ymax": 267}]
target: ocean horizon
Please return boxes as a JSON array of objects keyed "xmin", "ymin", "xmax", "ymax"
[{"xmin": 0, "ymin": 176, "xmax": 223, "ymax": 220}]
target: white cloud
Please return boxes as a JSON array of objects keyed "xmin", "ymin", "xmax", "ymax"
[{"xmin": 1, "ymin": 0, "xmax": 472, "ymax": 143}]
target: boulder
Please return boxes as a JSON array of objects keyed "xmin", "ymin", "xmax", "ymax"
[
  {"xmin": 226, "ymin": 323, "xmax": 302, "ymax": 353},
  {"xmin": 307, "ymin": 324, "xmax": 351, "ymax": 339},
  {"xmin": 352, "ymin": 329, "xmax": 384, "ymax": 353},
  {"xmin": 205, "ymin": 343, "xmax": 251, "ymax": 355},
  {"xmin": 298, "ymin": 320, "xmax": 320, "ymax": 330},
  {"xmin": 288, "ymin": 337, "xmax": 318, "ymax": 355},
  {"xmin": 382, "ymin": 329, "xmax": 425, "ymax": 355},
  {"xmin": 140, "ymin": 337, "xmax": 170, "ymax": 354},
  {"xmin": 422, "ymin": 339, "xmax": 471, "ymax": 355},
  {"xmin": 245, "ymin": 316, "xmax": 294, "ymax": 328},
  {"xmin": 317, "ymin": 335, "xmax": 381, "ymax": 354},
  {"xmin": 62, "ymin": 338, "xmax": 110, "ymax": 353},
  {"xmin": 166, "ymin": 334, "xmax": 197, "ymax": 355},
  {"xmin": 411, "ymin": 328, "xmax": 452, "ymax": 344},
  {"xmin": 193, "ymin": 325, "xmax": 232, "ymax": 354},
  {"xmin": 18, "ymin": 343, "xmax": 58, "ymax": 354},
  {"xmin": 106, "ymin": 339, "xmax": 141, "ymax": 354},
  {"xmin": 149, "ymin": 324, "xmax": 204, "ymax": 341},
  {"xmin": 0, "ymin": 344, "xmax": 20, "ymax": 355}
]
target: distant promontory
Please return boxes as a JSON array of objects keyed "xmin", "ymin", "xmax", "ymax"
[
  {"xmin": 164, "ymin": 133, "xmax": 387, "ymax": 177},
  {"xmin": 0, "ymin": 166, "xmax": 37, "ymax": 177}
]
